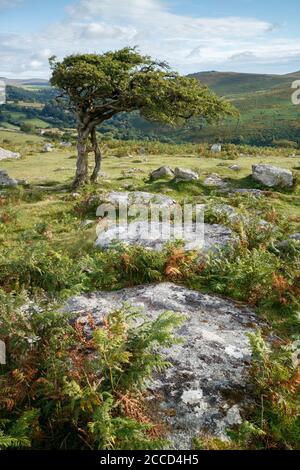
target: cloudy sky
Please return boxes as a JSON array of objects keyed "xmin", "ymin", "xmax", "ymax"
[{"xmin": 0, "ymin": 0, "xmax": 299, "ymax": 78}]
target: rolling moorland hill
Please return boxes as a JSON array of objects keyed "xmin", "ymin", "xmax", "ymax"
[
  {"xmin": 189, "ymin": 70, "xmax": 300, "ymax": 95},
  {"xmin": 187, "ymin": 71, "xmax": 300, "ymax": 146},
  {"xmin": 0, "ymin": 77, "xmax": 50, "ymax": 87},
  {"xmin": 0, "ymin": 71, "xmax": 300, "ymax": 146}
]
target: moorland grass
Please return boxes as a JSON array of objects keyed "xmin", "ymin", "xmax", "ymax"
[{"xmin": 0, "ymin": 135, "xmax": 300, "ymax": 449}]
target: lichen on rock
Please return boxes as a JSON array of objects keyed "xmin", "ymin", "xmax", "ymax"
[{"xmin": 65, "ymin": 282, "xmax": 261, "ymax": 449}]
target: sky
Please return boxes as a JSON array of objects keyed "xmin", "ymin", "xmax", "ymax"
[{"xmin": 0, "ymin": 0, "xmax": 299, "ymax": 78}]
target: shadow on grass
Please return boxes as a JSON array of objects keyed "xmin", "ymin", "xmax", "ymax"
[
  {"xmin": 225, "ymin": 174, "xmax": 261, "ymax": 189},
  {"xmin": 227, "ymin": 174, "xmax": 298, "ymax": 195},
  {"xmin": 32, "ymin": 179, "xmax": 73, "ymax": 192}
]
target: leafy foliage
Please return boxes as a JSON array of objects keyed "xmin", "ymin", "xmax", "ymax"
[
  {"xmin": 0, "ymin": 293, "xmax": 183, "ymax": 449},
  {"xmin": 50, "ymin": 48, "xmax": 235, "ymax": 128},
  {"xmin": 229, "ymin": 332, "xmax": 300, "ymax": 449},
  {"xmin": 50, "ymin": 47, "xmax": 236, "ymax": 186}
]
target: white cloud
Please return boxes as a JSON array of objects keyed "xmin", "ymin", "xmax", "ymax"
[
  {"xmin": 79, "ymin": 22, "xmax": 137, "ymax": 40},
  {"xmin": 66, "ymin": 0, "xmax": 165, "ymax": 20},
  {"xmin": 0, "ymin": 0, "xmax": 299, "ymax": 77},
  {"xmin": 229, "ymin": 51, "xmax": 256, "ymax": 61}
]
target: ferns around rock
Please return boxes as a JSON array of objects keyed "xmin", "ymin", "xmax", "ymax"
[{"xmin": 0, "ymin": 292, "xmax": 184, "ymax": 450}]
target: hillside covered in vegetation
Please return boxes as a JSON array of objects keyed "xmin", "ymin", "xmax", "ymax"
[{"xmin": 1, "ymin": 70, "xmax": 299, "ymax": 147}]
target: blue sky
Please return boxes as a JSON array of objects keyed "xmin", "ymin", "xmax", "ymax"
[{"xmin": 0, "ymin": 0, "xmax": 299, "ymax": 77}]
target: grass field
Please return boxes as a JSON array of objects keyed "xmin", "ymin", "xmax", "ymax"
[
  {"xmin": 1, "ymin": 129, "xmax": 300, "ymax": 220},
  {"xmin": 1, "ymin": 129, "xmax": 300, "ymax": 450}
]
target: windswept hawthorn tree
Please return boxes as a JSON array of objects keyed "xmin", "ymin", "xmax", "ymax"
[{"xmin": 50, "ymin": 48, "xmax": 236, "ymax": 188}]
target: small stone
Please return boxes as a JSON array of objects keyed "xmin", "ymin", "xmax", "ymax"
[
  {"xmin": 60, "ymin": 141, "xmax": 72, "ymax": 148},
  {"xmin": 0, "ymin": 147, "xmax": 20, "ymax": 161},
  {"xmin": 43, "ymin": 143, "xmax": 54, "ymax": 153},
  {"xmin": 0, "ymin": 170, "xmax": 20, "ymax": 186},
  {"xmin": 289, "ymin": 233, "xmax": 300, "ymax": 241},
  {"xmin": 225, "ymin": 405, "xmax": 242, "ymax": 426},
  {"xmin": 100, "ymin": 191, "xmax": 178, "ymax": 209},
  {"xmin": 229, "ymin": 165, "xmax": 241, "ymax": 171},
  {"xmin": 230, "ymin": 188, "xmax": 265, "ymax": 197},
  {"xmin": 211, "ymin": 144, "xmax": 222, "ymax": 153},
  {"xmin": 174, "ymin": 168, "xmax": 199, "ymax": 182},
  {"xmin": 252, "ymin": 164, "xmax": 294, "ymax": 188},
  {"xmin": 150, "ymin": 166, "xmax": 174, "ymax": 181},
  {"xmin": 206, "ymin": 204, "xmax": 240, "ymax": 222},
  {"xmin": 70, "ymin": 192, "xmax": 81, "ymax": 200},
  {"xmin": 203, "ymin": 174, "xmax": 228, "ymax": 188}
]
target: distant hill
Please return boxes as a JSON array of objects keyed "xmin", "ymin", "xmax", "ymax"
[
  {"xmin": 1, "ymin": 72, "xmax": 300, "ymax": 147},
  {"xmin": 0, "ymin": 77, "xmax": 50, "ymax": 87},
  {"xmin": 96, "ymin": 71, "xmax": 300, "ymax": 146},
  {"xmin": 184, "ymin": 71, "xmax": 300, "ymax": 146},
  {"xmin": 189, "ymin": 71, "xmax": 300, "ymax": 95}
]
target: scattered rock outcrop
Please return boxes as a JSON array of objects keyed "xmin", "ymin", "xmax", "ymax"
[
  {"xmin": 0, "ymin": 169, "xmax": 27, "ymax": 186},
  {"xmin": 174, "ymin": 168, "xmax": 199, "ymax": 182},
  {"xmin": 252, "ymin": 164, "xmax": 294, "ymax": 188},
  {"xmin": 205, "ymin": 203, "xmax": 240, "ymax": 223},
  {"xmin": 65, "ymin": 282, "xmax": 260, "ymax": 448},
  {"xmin": 100, "ymin": 191, "xmax": 178, "ymax": 209},
  {"xmin": 0, "ymin": 147, "xmax": 20, "ymax": 161},
  {"xmin": 150, "ymin": 166, "xmax": 174, "ymax": 181},
  {"xmin": 230, "ymin": 188, "xmax": 265, "ymax": 197},
  {"xmin": 203, "ymin": 174, "xmax": 228, "ymax": 188},
  {"xmin": 95, "ymin": 220, "xmax": 236, "ymax": 254}
]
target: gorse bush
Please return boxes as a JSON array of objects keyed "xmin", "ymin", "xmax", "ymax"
[{"xmin": 0, "ymin": 291, "xmax": 184, "ymax": 449}]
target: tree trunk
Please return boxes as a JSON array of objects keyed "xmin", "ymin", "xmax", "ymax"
[
  {"xmin": 73, "ymin": 125, "xmax": 89, "ymax": 189},
  {"xmin": 90, "ymin": 127, "xmax": 102, "ymax": 184}
]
